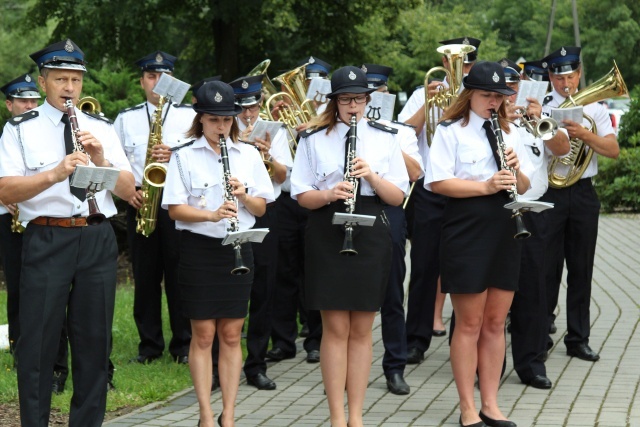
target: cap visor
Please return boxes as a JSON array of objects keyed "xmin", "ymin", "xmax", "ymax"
[{"xmin": 328, "ymin": 86, "xmax": 373, "ymax": 98}]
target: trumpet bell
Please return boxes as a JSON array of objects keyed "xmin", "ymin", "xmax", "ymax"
[{"xmin": 77, "ymin": 96, "xmax": 102, "ymax": 114}]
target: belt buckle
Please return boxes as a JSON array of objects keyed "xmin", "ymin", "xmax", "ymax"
[{"xmin": 70, "ymin": 217, "xmax": 76, "ymax": 227}]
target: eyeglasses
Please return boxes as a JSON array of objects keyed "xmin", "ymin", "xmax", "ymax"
[
  {"xmin": 336, "ymin": 95, "xmax": 367, "ymax": 105},
  {"xmin": 242, "ymin": 104, "xmax": 260, "ymax": 112}
]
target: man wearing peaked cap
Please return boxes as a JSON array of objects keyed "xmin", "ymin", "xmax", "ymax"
[
  {"xmin": 540, "ymin": 45, "xmax": 619, "ymax": 365},
  {"xmin": 228, "ymin": 73, "xmax": 293, "ymax": 390},
  {"xmin": 297, "ymin": 55, "xmax": 332, "ymax": 79},
  {"xmin": 362, "ymin": 63, "xmax": 393, "ymax": 91},
  {"xmin": 114, "ymin": 51, "xmax": 194, "ymax": 369},
  {"xmin": 498, "ymin": 58, "xmax": 522, "ymax": 83},
  {"xmin": 1, "ymin": 73, "xmax": 40, "ymax": 116},
  {"xmin": 439, "ymin": 36, "xmax": 481, "ymax": 64},
  {"xmin": 522, "ymin": 59, "xmax": 549, "ymax": 82},
  {"xmin": 0, "ymin": 39, "xmax": 135, "ymax": 426}
]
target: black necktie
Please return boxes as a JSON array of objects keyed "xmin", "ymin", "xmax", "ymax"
[
  {"xmin": 482, "ymin": 120, "xmax": 503, "ymax": 171},
  {"xmin": 61, "ymin": 114, "xmax": 87, "ymax": 201}
]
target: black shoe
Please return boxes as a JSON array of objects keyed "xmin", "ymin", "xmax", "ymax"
[
  {"xmin": 299, "ymin": 323, "xmax": 310, "ymax": 337},
  {"xmin": 211, "ymin": 373, "xmax": 220, "ymax": 392},
  {"xmin": 432, "ymin": 329, "xmax": 447, "ymax": 337},
  {"xmin": 523, "ymin": 374, "xmax": 552, "ymax": 389},
  {"xmin": 386, "ymin": 373, "xmax": 410, "ymax": 395},
  {"xmin": 52, "ymin": 372, "xmax": 66, "ymax": 395},
  {"xmin": 479, "ymin": 411, "xmax": 517, "ymax": 427},
  {"xmin": 306, "ymin": 349, "xmax": 320, "ymax": 363},
  {"xmin": 566, "ymin": 343, "xmax": 600, "ymax": 361},
  {"xmin": 174, "ymin": 355, "xmax": 189, "ymax": 364},
  {"xmin": 459, "ymin": 416, "xmax": 487, "ymax": 427},
  {"xmin": 266, "ymin": 347, "xmax": 295, "ymax": 361},
  {"xmin": 406, "ymin": 347, "xmax": 424, "ymax": 364},
  {"xmin": 246, "ymin": 372, "xmax": 276, "ymax": 390},
  {"xmin": 549, "ymin": 320, "xmax": 557, "ymax": 334},
  {"xmin": 129, "ymin": 354, "xmax": 161, "ymax": 364},
  {"xmin": 107, "ymin": 380, "xmax": 116, "ymax": 392},
  {"xmin": 538, "ymin": 350, "xmax": 549, "ymax": 362}
]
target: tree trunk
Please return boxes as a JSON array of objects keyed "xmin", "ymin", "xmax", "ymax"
[{"xmin": 212, "ymin": 17, "xmax": 239, "ymax": 81}]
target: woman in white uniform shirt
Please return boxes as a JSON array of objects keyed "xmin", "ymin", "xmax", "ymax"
[
  {"xmin": 291, "ymin": 66, "xmax": 408, "ymax": 427},
  {"xmin": 425, "ymin": 61, "xmax": 533, "ymax": 427},
  {"xmin": 162, "ymin": 81, "xmax": 274, "ymax": 427}
]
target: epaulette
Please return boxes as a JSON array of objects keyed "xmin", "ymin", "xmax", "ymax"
[
  {"xmin": 173, "ymin": 103, "xmax": 193, "ymax": 108},
  {"xmin": 438, "ymin": 117, "xmax": 461, "ymax": 127},
  {"xmin": 82, "ymin": 110, "xmax": 113, "ymax": 124},
  {"xmin": 391, "ymin": 120, "xmax": 416, "ymax": 129},
  {"xmin": 118, "ymin": 103, "xmax": 144, "ymax": 115},
  {"xmin": 299, "ymin": 125, "xmax": 329, "ymax": 138},
  {"xmin": 169, "ymin": 140, "xmax": 196, "ymax": 152},
  {"xmin": 8, "ymin": 110, "xmax": 38, "ymax": 126},
  {"xmin": 368, "ymin": 121, "xmax": 398, "ymax": 134},
  {"xmin": 543, "ymin": 95, "xmax": 553, "ymax": 106}
]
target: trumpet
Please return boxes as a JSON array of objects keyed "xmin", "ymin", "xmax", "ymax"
[{"xmin": 519, "ymin": 112, "xmax": 558, "ymax": 141}]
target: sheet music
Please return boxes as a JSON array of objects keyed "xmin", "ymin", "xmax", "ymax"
[
  {"xmin": 222, "ymin": 228, "xmax": 270, "ymax": 245},
  {"xmin": 366, "ymin": 92, "xmax": 396, "ymax": 122},
  {"xmin": 514, "ymin": 80, "xmax": 549, "ymax": 108},
  {"xmin": 71, "ymin": 165, "xmax": 120, "ymax": 191},
  {"xmin": 153, "ymin": 73, "xmax": 190, "ymax": 105},
  {"xmin": 551, "ymin": 106, "xmax": 583, "ymax": 127},
  {"xmin": 504, "ymin": 200, "xmax": 554, "ymax": 213},
  {"xmin": 306, "ymin": 78, "xmax": 331, "ymax": 104},
  {"xmin": 246, "ymin": 121, "xmax": 284, "ymax": 143}
]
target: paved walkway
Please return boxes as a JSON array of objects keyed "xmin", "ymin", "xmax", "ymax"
[{"xmin": 105, "ymin": 216, "xmax": 640, "ymax": 427}]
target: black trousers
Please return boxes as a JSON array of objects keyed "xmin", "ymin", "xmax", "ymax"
[
  {"xmin": 126, "ymin": 205, "xmax": 191, "ymax": 358},
  {"xmin": 380, "ymin": 205, "xmax": 408, "ymax": 376},
  {"xmin": 0, "ymin": 213, "xmax": 22, "ymax": 354},
  {"xmin": 18, "ymin": 221, "xmax": 116, "ymax": 427},
  {"xmin": 244, "ymin": 204, "xmax": 278, "ymax": 377},
  {"xmin": 405, "ymin": 181, "xmax": 447, "ymax": 353},
  {"xmin": 542, "ymin": 178, "xmax": 600, "ymax": 347},
  {"xmin": 270, "ymin": 192, "xmax": 308, "ymax": 355},
  {"xmin": 511, "ymin": 211, "xmax": 550, "ymax": 382}
]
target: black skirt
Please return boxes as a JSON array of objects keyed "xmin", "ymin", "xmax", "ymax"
[
  {"xmin": 305, "ymin": 196, "xmax": 392, "ymax": 311},
  {"xmin": 440, "ymin": 193, "xmax": 522, "ymax": 294},
  {"xmin": 178, "ymin": 231, "xmax": 254, "ymax": 319}
]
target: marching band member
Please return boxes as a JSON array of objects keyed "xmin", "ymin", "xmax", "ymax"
[
  {"xmin": 162, "ymin": 81, "xmax": 274, "ymax": 427},
  {"xmin": 291, "ymin": 66, "xmax": 408, "ymax": 427},
  {"xmin": 0, "ymin": 39, "xmax": 134, "ymax": 427},
  {"xmin": 229, "ymin": 74, "xmax": 293, "ymax": 390},
  {"xmin": 426, "ymin": 61, "xmax": 533, "ymax": 427},
  {"xmin": 541, "ymin": 46, "xmax": 619, "ymax": 363},
  {"xmin": 115, "ymin": 50, "xmax": 193, "ymax": 365}
]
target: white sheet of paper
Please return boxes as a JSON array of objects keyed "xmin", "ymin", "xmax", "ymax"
[
  {"xmin": 70, "ymin": 165, "xmax": 120, "ymax": 191},
  {"xmin": 505, "ymin": 200, "xmax": 554, "ymax": 213},
  {"xmin": 247, "ymin": 121, "xmax": 284, "ymax": 143},
  {"xmin": 222, "ymin": 228, "xmax": 270, "ymax": 245},
  {"xmin": 153, "ymin": 73, "xmax": 190, "ymax": 105},
  {"xmin": 514, "ymin": 80, "xmax": 549, "ymax": 108},
  {"xmin": 366, "ymin": 92, "xmax": 396, "ymax": 122},
  {"xmin": 332, "ymin": 213, "xmax": 377, "ymax": 227},
  {"xmin": 306, "ymin": 78, "xmax": 331, "ymax": 104},
  {"xmin": 551, "ymin": 106, "xmax": 584, "ymax": 127}
]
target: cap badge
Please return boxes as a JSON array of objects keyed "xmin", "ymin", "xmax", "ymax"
[
  {"xmin": 542, "ymin": 61, "xmax": 548, "ymax": 68},
  {"xmin": 560, "ymin": 47, "xmax": 567, "ymax": 56},
  {"xmin": 156, "ymin": 53, "xmax": 163, "ymax": 63},
  {"xmin": 241, "ymin": 80, "xmax": 249, "ymax": 89},
  {"xmin": 64, "ymin": 39, "xmax": 74, "ymax": 53},
  {"xmin": 25, "ymin": 75, "xmax": 31, "ymax": 83},
  {"xmin": 463, "ymin": 37, "xmax": 470, "ymax": 45},
  {"xmin": 348, "ymin": 71, "xmax": 357, "ymax": 80},
  {"xmin": 308, "ymin": 56, "xmax": 315, "ymax": 64},
  {"xmin": 500, "ymin": 59, "xmax": 508, "ymax": 67},
  {"xmin": 492, "ymin": 72, "xmax": 500, "ymax": 83},
  {"xmin": 214, "ymin": 92, "xmax": 223, "ymax": 103},
  {"xmin": 361, "ymin": 65, "xmax": 368, "ymax": 73}
]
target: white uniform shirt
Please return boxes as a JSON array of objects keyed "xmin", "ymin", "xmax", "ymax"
[
  {"xmin": 114, "ymin": 101, "xmax": 196, "ymax": 186},
  {"xmin": 378, "ymin": 119, "xmax": 424, "ymax": 176},
  {"xmin": 426, "ymin": 110, "xmax": 534, "ymax": 187},
  {"xmin": 398, "ymin": 88, "xmax": 430, "ymax": 168},
  {"xmin": 161, "ymin": 135, "xmax": 275, "ymax": 239},
  {"xmin": 291, "ymin": 119, "xmax": 410, "ymax": 199},
  {"xmin": 0, "ymin": 100, "xmax": 131, "ymax": 221},
  {"xmin": 542, "ymin": 88, "xmax": 615, "ymax": 179},
  {"xmin": 238, "ymin": 117, "xmax": 293, "ymax": 199}
]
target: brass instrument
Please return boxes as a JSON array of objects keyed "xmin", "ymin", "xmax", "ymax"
[
  {"xmin": 548, "ymin": 61, "xmax": 627, "ymax": 188},
  {"xmin": 10, "ymin": 206, "xmax": 24, "ymax": 233},
  {"xmin": 77, "ymin": 96, "xmax": 101, "ymax": 114},
  {"xmin": 64, "ymin": 98, "xmax": 105, "ymax": 225},
  {"xmin": 136, "ymin": 96, "xmax": 168, "ymax": 236},
  {"xmin": 219, "ymin": 134, "xmax": 250, "ymax": 275},
  {"xmin": 340, "ymin": 115, "xmax": 359, "ymax": 255},
  {"xmin": 490, "ymin": 110, "xmax": 531, "ymax": 240},
  {"xmin": 519, "ymin": 111, "xmax": 558, "ymax": 141}
]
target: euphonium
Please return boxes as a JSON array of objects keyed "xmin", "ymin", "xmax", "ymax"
[
  {"xmin": 548, "ymin": 61, "xmax": 628, "ymax": 188},
  {"xmin": 490, "ymin": 110, "xmax": 531, "ymax": 240},
  {"xmin": 136, "ymin": 96, "xmax": 168, "ymax": 237},
  {"xmin": 219, "ymin": 134, "xmax": 250, "ymax": 275},
  {"xmin": 340, "ymin": 114, "xmax": 359, "ymax": 255},
  {"xmin": 64, "ymin": 98, "xmax": 105, "ymax": 225}
]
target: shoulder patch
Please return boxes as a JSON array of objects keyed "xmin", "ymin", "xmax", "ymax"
[
  {"xmin": 368, "ymin": 121, "xmax": 398, "ymax": 134},
  {"xmin": 169, "ymin": 140, "xmax": 196, "ymax": 152},
  {"xmin": 82, "ymin": 111, "xmax": 113, "ymax": 124},
  {"xmin": 543, "ymin": 95, "xmax": 553, "ymax": 106},
  {"xmin": 299, "ymin": 125, "xmax": 329, "ymax": 138},
  {"xmin": 438, "ymin": 117, "xmax": 461, "ymax": 127},
  {"xmin": 391, "ymin": 120, "xmax": 416, "ymax": 129},
  {"xmin": 174, "ymin": 103, "xmax": 193, "ymax": 109},
  {"xmin": 8, "ymin": 110, "xmax": 39, "ymax": 126},
  {"xmin": 118, "ymin": 103, "xmax": 145, "ymax": 115}
]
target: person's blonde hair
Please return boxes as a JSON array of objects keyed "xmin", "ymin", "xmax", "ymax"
[{"xmin": 439, "ymin": 89, "xmax": 511, "ymax": 133}]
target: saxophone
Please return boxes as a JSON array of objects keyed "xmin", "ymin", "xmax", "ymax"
[
  {"xmin": 219, "ymin": 134, "xmax": 250, "ymax": 275},
  {"xmin": 340, "ymin": 114, "xmax": 359, "ymax": 255},
  {"xmin": 136, "ymin": 96, "xmax": 168, "ymax": 237},
  {"xmin": 490, "ymin": 110, "xmax": 531, "ymax": 240}
]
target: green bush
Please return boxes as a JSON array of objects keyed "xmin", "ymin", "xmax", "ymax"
[
  {"xmin": 595, "ymin": 147, "xmax": 640, "ymax": 212},
  {"xmin": 618, "ymin": 86, "xmax": 640, "ymax": 149}
]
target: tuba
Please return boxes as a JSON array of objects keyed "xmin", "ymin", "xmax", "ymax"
[
  {"xmin": 136, "ymin": 96, "xmax": 168, "ymax": 236},
  {"xmin": 548, "ymin": 61, "xmax": 627, "ymax": 188}
]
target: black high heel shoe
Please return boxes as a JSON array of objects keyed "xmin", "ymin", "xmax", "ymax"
[{"xmin": 478, "ymin": 411, "xmax": 517, "ymax": 427}]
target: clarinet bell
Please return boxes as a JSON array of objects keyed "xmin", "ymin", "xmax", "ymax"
[
  {"xmin": 86, "ymin": 195, "xmax": 106, "ymax": 225},
  {"xmin": 340, "ymin": 226, "xmax": 358, "ymax": 256},
  {"xmin": 513, "ymin": 212, "xmax": 531, "ymax": 240},
  {"xmin": 231, "ymin": 244, "xmax": 250, "ymax": 275}
]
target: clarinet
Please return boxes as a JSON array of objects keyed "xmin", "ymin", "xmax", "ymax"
[
  {"xmin": 490, "ymin": 110, "xmax": 530, "ymax": 239},
  {"xmin": 340, "ymin": 114, "xmax": 359, "ymax": 255},
  {"xmin": 64, "ymin": 98, "xmax": 105, "ymax": 226},
  {"xmin": 219, "ymin": 134, "xmax": 250, "ymax": 275}
]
